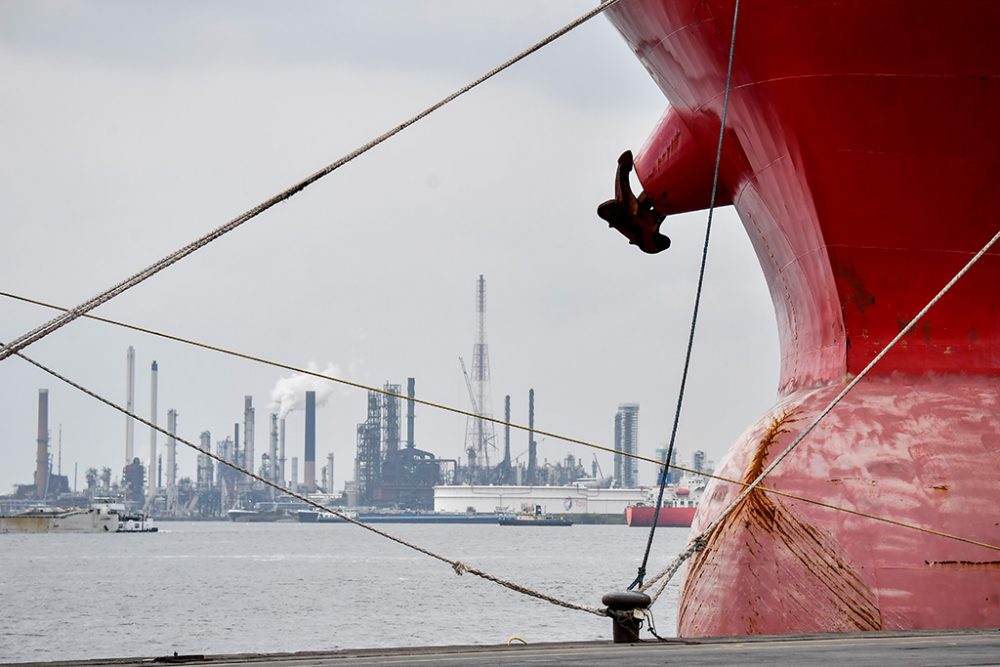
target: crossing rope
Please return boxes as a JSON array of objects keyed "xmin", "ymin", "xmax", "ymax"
[
  {"xmin": 5, "ymin": 340, "xmax": 608, "ymax": 618},
  {"xmin": 0, "ymin": 0, "xmax": 623, "ymax": 365},
  {"xmin": 1, "ymin": 287, "xmax": 995, "ymax": 553},
  {"xmin": 638, "ymin": 222, "xmax": 1000, "ymax": 605},
  {"xmin": 630, "ymin": 0, "xmax": 742, "ymax": 592}
]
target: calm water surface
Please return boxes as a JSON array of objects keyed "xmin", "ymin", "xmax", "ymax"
[{"xmin": 0, "ymin": 522, "xmax": 687, "ymax": 663}]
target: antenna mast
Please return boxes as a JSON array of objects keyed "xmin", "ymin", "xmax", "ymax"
[{"xmin": 463, "ymin": 275, "xmax": 496, "ymax": 481}]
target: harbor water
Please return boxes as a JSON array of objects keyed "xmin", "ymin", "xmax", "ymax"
[{"xmin": 0, "ymin": 522, "xmax": 688, "ymax": 663}]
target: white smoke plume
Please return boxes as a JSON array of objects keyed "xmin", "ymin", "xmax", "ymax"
[{"xmin": 269, "ymin": 362, "xmax": 345, "ymax": 419}]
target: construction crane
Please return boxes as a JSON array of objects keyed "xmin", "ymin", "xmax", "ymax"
[
  {"xmin": 458, "ymin": 356, "xmax": 480, "ymax": 415},
  {"xmin": 459, "ymin": 356, "xmax": 491, "ymax": 470}
]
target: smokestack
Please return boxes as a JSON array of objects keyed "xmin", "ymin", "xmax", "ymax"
[
  {"xmin": 125, "ymin": 346, "xmax": 135, "ymax": 464},
  {"xmin": 243, "ymin": 396, "xmax": 255, "ymax": 477},
  {"xmin": 166, "ymin": 409, "xmax": 177, "ymax": 515},
  {"xmin": 504, "ymin": 394, "xmax": 511, "ymax": 465},
  {"xmin": 147, "ymin": 361, "xmax": 158, "ymax": 502},
  {"xmin": 304, "ymin": 390, "xmax": 316, "ymax": 492},
  {"xmin": 234, "ymin": 423, "xmax": 240, "ymax": 467},
  {"xmin": 34, "ymin": 389, "xmax": 49, "ymax": 499},
  {"xmin": 291, "ymin": 456, "xmax": 299, "ymax": 489},
  {"xmin": 406, "ymin": 378, "xmax": 415, "ymax": 449},
  {"xmin": 269, "ymin": 414, "xmax": 279, "ymax": 486},
  {"xmin": 327, "ymin": 452, "xmax": 335, "ymax": 492},
  {"xmin": 527, "ymin": 388, "xmax": 536, "ymax": 486},
  {"xmin": 279, "ymin": 417, "xmax": 286, "ymax": 486}
]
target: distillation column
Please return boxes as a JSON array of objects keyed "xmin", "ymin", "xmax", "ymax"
[
  {"xmin": 125, "ymin": 346, "xmax": 135, "ymax": 464},
  {"xmin": 166, "ymin": 409, "xmax": 178, "ymax": 515},
  {"xmin": 34, "ymin": 389, "xmax": 49, "ymax": 499},
  {"xmin": 147, "ymin": 361, "xmax": 158, "ymax": 505}
]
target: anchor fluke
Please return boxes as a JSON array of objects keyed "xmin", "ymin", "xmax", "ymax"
[{"xmin": 597, "ymin": 151, "xmax": 670, "ymax": 254}]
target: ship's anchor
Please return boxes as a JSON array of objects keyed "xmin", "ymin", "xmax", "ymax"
[{"xmin": 597, "ymin": 150, "xmax": 670, "ymax": 253}]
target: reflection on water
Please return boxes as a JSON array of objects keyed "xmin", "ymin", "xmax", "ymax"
[{"xmin": 0, "ymin": 522, "xmax": 686, "ymax": 662}]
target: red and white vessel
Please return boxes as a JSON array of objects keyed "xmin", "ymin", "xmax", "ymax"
[
  {"xmin": 602, "ymin": 0, "xmax": 1000, "ymax": 636},
  {"xmin": 626, "ymin": 482, "xmax": 701, "ymax": 528}
]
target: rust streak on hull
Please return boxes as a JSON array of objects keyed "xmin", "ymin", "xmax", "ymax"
[{"xmin": 682, "ymin": 411, "xmax": 881, "ymax": 635}]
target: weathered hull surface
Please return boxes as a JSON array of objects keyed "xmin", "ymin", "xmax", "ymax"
[{"xmin": 604, "ymin": 0, "xmax": 1000, "ymax": 635}]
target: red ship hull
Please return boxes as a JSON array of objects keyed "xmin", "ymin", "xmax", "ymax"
[
  {"xmin": 626, "ymin": 505, "xmax": 697, "ymax": 528},
  {"xmin": 604, "ymin": 0, "xmax": 1000, "ymax": 636}
]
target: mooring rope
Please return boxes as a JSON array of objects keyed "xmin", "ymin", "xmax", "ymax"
[
  {"xmin": 630, "ymin": 0, "xmax": 742, "ymax": 592},
  {"xmin": 5, "ymin": 341, "xmax": 608, "ymax": 618},
  {"xmin": 639, "ymin": 223, "xmax": 1000, "ymax": 604},
  {"xmin": 1, "ymin": 288, "xmax": 994, "ymax": 552},
  {"xmin": 0, "ymin": 0, "xmax": 624, "ymax": 366}
]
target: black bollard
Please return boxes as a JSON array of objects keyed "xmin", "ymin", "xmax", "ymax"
[{"xmin": 602, "ymin": 590, "xmax": 651, "ymax": 643}]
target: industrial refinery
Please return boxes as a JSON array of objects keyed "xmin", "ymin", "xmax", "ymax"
[{"xmin": 0, "ymin": 276, "xmax": 711, "ymax": 521}]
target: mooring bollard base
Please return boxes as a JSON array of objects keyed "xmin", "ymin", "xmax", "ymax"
[{"xmin": 602, "ymin": 590, "xmax": 651, "ymax": 643}]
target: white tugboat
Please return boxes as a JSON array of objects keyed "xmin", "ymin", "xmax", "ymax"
[{"xmin": 91, "ymin": 497, "xmax": 158, "ymax": 533}]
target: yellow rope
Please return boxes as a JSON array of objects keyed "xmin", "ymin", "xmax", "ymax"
[{"xmin": 1, "ymin": 289, "xmax": 995, "ymax": 552}]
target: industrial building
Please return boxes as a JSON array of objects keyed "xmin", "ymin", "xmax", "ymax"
[
  {"xmin": 4, "ymin": 278, "xmax": 623, "ymax": 519},
  {"xmin": 353, "ymin": 379, "xmax": 443, "ymax": 510},
  {"xmin": 614, "ymin": 403, "xmax": 639, "ymax": 488}
]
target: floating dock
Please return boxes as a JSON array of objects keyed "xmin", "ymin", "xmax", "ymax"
[{"xmin": 9, "ymin": 629, "xmax": 997, "ymax": 667}]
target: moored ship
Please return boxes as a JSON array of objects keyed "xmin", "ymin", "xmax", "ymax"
[
  {"xmin": 0, "ymin": 506, "xmax": 120, "ymax": 534},
  {"xmin": 602, "ymin": 0, "xmax": 1000, "ymax": 636},
  {"xmin": 498, "ymin": 504, "xmax": 572, "ymax": 527},
  {"xmin": 625, "ymin": 483, "xmax": 700, "ymax": 528}
]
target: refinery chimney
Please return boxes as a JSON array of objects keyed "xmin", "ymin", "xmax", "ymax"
[
  {"xmin": 166, "ymin": 409, "xmax": 177, "ymax": 515},
  {"xmin": 147, "ymin": 361, "xmax": 158, "ymax": 503},
  {"xmin": 304, "ymin": 390, "xmax": 316, "ymax": 492},
  {"xmin": 243, "ymin": 396, "xmax": 255, "ymax": 478},
  {"xmin": 125, "ymin": 346, "xmax": 135, "ymax": 464},
  {"xmin": 406, "ymin": 378, "xmax": 416, "ymax": 448},
  {"xmin": 527, "ymin": 388, "xmax": 537, "ymax": 486},
  {"xmin": 269, "ymin": 414, "xmax": 279, "ymax": 486},
  {"xmin": 504, "ymin": 394, "xmax": 511, "ymax": 467},
  {"xmin": 326, "ymin": 452, "xmax": 335, "ymax": 492},
  {"xmin": 34, "ymin": 389, "xmax": 49, "ymax": 499},
  {"xmin": 279, "ymin": 417, "xmax": 286, "ymax": 486}
]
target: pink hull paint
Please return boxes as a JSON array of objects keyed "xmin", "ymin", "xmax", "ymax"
[
  {"xmin": 603, "ymin": 0, "xmax": 1000, "ymax": 635},
  {"xmin": 685, "ymin": 376, "xmax": 1000, "ymax": 634}
]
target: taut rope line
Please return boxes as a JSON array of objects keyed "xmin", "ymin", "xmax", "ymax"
[
  {"xmin": 5, "ymin": 341, "xmax": 607, "ymax": 618},
  {"xmin": 630, "ymin": 0, "xmax": 741, "ymax": 592},
  {"xmin": 1, "ymin": 288, "xmax": 995, "ymax": 552},
  {"xmin": 0, "ymin": 0, "xmax": 624, "ymax": 365},
  {"xmin": 639, "ymin": 223, "xmax": 1000, "ymax": 605}
]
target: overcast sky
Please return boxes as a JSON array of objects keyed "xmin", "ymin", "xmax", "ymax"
[{"xmin": 0, "ymin": 1, "xmax": 780, "ymax": 495}]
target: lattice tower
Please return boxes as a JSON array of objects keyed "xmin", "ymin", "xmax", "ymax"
[{"xmin": 464, "ymin": 275, "xmax": 497, "ymax": 470}]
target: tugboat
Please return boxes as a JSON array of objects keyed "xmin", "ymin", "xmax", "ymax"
[
  {"xmin": 91, "ymin": 497, "xmax": 158, "ymax": 533},
  {"xmin": 498, "ymin": 504, "xmax": 572, "ymax": 527}
]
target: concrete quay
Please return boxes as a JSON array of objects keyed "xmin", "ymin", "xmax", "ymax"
[{"xmin": 7, "ymin": 628, "xmax": 999, "ymax": 667}]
